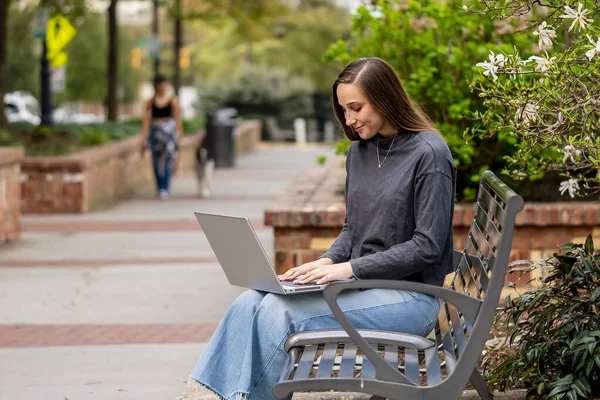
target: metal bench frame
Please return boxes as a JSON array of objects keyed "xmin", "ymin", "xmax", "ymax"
[{"xmin": 273, "ymin": 170, "xmax": 524, "ymax": 400}]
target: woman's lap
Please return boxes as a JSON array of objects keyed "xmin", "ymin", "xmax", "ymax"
[{"xmin": 190, "ymin": 288, "xmax": 439, "ymax": 400}]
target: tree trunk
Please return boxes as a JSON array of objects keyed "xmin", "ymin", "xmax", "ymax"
[
  {"xmin": 152, "ymin": 0, "xmax": 159, "ymax": 77},
  {"xmin": 173, "ymin": 0, "xmax": 182, "ymax": 95},
  {"xmin": 0, "ymin": 0, "xmax": 10, "ymax": 130},
  {"xmin": 107, "ymin": 0, "xmax": 118, "ymax": 121}
]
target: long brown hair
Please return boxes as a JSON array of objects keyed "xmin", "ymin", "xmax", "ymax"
[{"xmin": 332, "ymin": 57, "xmax": 440, "ymax": 140}]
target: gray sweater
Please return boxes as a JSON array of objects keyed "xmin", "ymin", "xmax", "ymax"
[{"xmin": 320, "ymin": 130, "xmax": 456, "ymax": 287}]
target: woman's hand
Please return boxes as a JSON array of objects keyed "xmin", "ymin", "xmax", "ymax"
[
  {"xmin": 279, "ymin": 258, "xmax": 354, "ymax": 285},
  {"xmin": 139, "ymin": 134, "xmax": 148, "ymax": 151},
  {"xmin": 279, "ymin": 259, "xmax": 330, "ymax": 282}
]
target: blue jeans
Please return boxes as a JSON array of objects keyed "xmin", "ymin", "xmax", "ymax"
[
  {"xmin": 148, "ymin": 119, "xmax": 178, "ymax": 193},
  {"xmin": 151, "ymin": 150, "xmax": 173, "ymax": 192},
  {"xmin": 189, "ymin": 288, "xmax": 440, "ymax": 400}
]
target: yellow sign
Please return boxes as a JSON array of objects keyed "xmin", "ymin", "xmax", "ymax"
[
  {"xmin": 130, "ymin": 48, "xmax": 142, "ymax": 69},
  {"xmin": 46, "ymin": 15, "xmax": 76, "ymax": 66},
  {"xmin": 179, "ymin": 47, "xmax": 190, "ymax": 70},
  {"xmin": 50, "ymin": 52, "xmax": 68, "ymax": 68}
]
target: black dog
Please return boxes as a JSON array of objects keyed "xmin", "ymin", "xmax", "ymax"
[{"xmin": 194, "ymin": 147, "xmax": 214, "ymax": 198}]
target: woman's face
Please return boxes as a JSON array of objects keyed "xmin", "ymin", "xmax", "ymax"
[
  {"xmin": 155, "ymin": 82, "xmax": 168, "ymax": 95},
  {"xmin": 336, "ymin": 83, "xmax": 396, "ymax": 139}
]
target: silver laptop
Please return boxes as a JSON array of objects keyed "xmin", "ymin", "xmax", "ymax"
[{"xmin": 195, "ymin": 212, "xmax": 341, "ymax": 294}]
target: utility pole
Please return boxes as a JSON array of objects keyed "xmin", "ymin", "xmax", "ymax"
[
  {"xmin": 107, "ymin": 0, "xmax": 118, "ymax": 121},
  {"xmin": 152, "ymin": 0, "xmax": 159, "ymax": 77},
  {"xmin": 173, "ymin": 0, "xmax": 182, "ymax": 95},
  {"xmin": 40, "ymin": 0, "xmax": 53, "ymax": 126},
  {"xmin": 0, "ymin": 0, "xmax": 10, "ymax": 130}
]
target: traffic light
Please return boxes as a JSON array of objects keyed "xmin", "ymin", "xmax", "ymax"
[
  {"xmin": 179, "ymin": 47, "xmax": 190, "ymax": 70},
  {"xmin": 130, "ymin": 47, "xmax": 142, "ymax": 69}
]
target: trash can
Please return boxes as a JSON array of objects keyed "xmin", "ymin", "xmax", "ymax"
[{"xmin": 204, "ymin": 108, "xmax": 238, "ymax": 168}]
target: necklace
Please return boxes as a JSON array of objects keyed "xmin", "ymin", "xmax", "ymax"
[{"xmin": 376, "ymin": 132, "xmax": 398, "ymax": 168}]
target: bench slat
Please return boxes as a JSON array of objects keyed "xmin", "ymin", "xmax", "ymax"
[
  {"xmin": 316, "ymin": 343, "xmax": 338, "ymax": 378},
  {"xmin": 464, "ymin": 243, "xmax": 490, "ymax": 293},
  {"xmin": 359, "ymin": 346, "xmax": 376, "ymax": 379},
  {"xmin": 424, "ymin": 346, "xmax": 442, "ymax": 385},
  {"xmin": 469, "ymin": 224, "xmax": 496, "ymax": 277},
  {"xmin": 294, "ymin": 345, "xmax": 318, "ymax": 380},
  {"xmin": 448, "ymin": 304, "xmax": 468, "ymax": 357},
  {"xmin": 457, "ymin": 256, "xmax": 483, "ymax": 298},
  {"xmin": 473, "ymin": 202, "xmax": 501, "ymax": 251},
  {"xmin": 404, "ymin": 348, "xmax": 420, "ymax": 384},
  {"xmin": 384, "ymin": 345, "xmax": 398, "ymax": 369},
  {"xmin": 479, "ymin": 185, "xmax": 506, "ymax": 227},
  {"xmin": 338, "ymin": 344, "xmax": 357, "ymax": 378},
  {"xmin": 470, "ymin": 218, "xmax": 494, "ymax": 262}
]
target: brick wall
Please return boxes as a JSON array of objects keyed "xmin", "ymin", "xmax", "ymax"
[
  {"xmin": 264, "ymin": 161, "xmax": 600, "ymax": 288},
  {"xmin": 0, "ymin": 147, "xmax": 25, "ymax": 245},
  {"xmin": 20, "ymin": 120, "xmax": 262, "ymax": 213}
]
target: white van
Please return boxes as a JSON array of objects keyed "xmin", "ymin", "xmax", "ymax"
[{"xmin": 4, "ymin": 91, "xmax": 41, "ymax": 125}]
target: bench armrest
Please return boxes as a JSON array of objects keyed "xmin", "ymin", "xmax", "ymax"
[{"xmin": 322, "ymin": 279, "xmax": 483, "ymax": 385}]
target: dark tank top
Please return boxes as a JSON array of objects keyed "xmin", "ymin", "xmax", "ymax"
[{"xmin": 151, "ymin": 98, "xmax": 173, "ymax": 118}]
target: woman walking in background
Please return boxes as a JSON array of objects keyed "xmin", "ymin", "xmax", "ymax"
[{"xmin": 140, "ymin": 74, "xmax": 183, "ymax": 200}]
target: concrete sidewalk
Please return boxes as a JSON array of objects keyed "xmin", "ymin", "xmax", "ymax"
[{"xmin": 0, "ymin": 143, "xmax": 336, "ymax": 400}]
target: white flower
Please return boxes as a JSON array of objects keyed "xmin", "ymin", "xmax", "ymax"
[
  {"xmin": 463, "ymin": 5, "xmax": 468, "ymax": 12},
  {"xmin": 533, "ymin": 21, "xmax": 556, "ymax": 49},
  {"xmin": 559, "ymin": 178, "xmax": 580, "ymax": 198},
  {"xmin": 476, "ymin": 51, "xmax": 506, "ymax": 81},
  {"xmin": 527, "ymin": 52, "xmax": 556, "ymax": 73},
  {"xmin": 560, "ymin": 2, "xmax": 593, "ymax": 32},
  {"xmin": 515, "ymin": 103, "xmax": 539, "ymax": 125},
  {"xmin": 585, "ymin": 35, "xmax": 600, "ymax": 61},
  {"xmin": 560, "ymin": 145, "xmax": 582, "ymax": 164}
]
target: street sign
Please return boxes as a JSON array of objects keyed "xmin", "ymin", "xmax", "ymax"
[
  {"xmin": 46, "ymin": 15, "xmax": 77, "ymax": 66},
  {"xmin": 51, "ymin": 66, "xmax": 66, "ymax": 93},
  {"xmin": 50, "ymin": 52, "xmax": 69, "ymax": 68},
  {"xmin": 33, "ymin": 8, "xmax": 50, "ymax": 39}
]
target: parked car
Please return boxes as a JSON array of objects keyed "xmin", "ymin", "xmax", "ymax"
[
  {"xmin": 4, "ymin": 91, "xmax": 41, "ymax": 125},
  {"xmin": 53, "ymin": 107, "xmax": 105, "ymax": 124}
]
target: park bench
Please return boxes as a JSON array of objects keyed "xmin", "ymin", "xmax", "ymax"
[{"xmin": 273, "ymin": 170, "xmax": 524, "ymax": 400}]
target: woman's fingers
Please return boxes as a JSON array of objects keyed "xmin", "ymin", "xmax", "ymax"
[
  {"xmin": 280, "ymin": 263, "xmax": 315, "ymax": 280},
  {"xmin": 298, "ymin": 269, "xmax": 327, "ymax": 284}
]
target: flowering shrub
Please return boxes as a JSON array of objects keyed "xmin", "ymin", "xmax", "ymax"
[{"xmin": 470, "ymin": 0, "xmax": 600, "ymax": 198}]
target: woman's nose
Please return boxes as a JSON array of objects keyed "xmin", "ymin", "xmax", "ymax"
[{"xmin": 346, "ymin": 118, "xmax": 356, "ymax": 126}]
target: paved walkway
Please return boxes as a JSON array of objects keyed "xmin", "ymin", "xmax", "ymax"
[{"xmin": 0, "ymin": 143, "xmax": 335, "ymax": 400}]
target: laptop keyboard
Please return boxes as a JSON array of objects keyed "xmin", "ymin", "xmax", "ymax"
[{"xmin": 280, "ymin": 280, "xmax": 319, "ymax": 288}]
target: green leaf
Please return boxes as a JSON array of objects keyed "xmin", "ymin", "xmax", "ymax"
[
  {"xmin": 586, "ymin": 359, "xmax": 594, "ymax": 378},
  {"xmin": 553, "ymin": 375, "xmax": 574, "ymax": 386},
  {"xmin": 547, "ymin": 385, "xmax": 568, "ymax": 398},
  {"xmin": 590, "ymin": 287, "xmax": 600, "ymax": 303},
  {"xmin": 584, "ymin": 234, "xmax": 594, "ymax": 256},
  {"xmin": 538, "ymin": 381, "xmax": 546, "ymax": 395}
]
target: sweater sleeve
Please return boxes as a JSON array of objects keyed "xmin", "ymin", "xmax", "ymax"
[
  {"xmin": 319, "ymin": 148, "xmax": 353, "ymax": 263},
  {"xmin": 349, "ymin": 170, "xmax": 453, "ymax": 280},
  {"xmin": 319, "ymin": 218, "xmax": 351, "ymax": 263}
]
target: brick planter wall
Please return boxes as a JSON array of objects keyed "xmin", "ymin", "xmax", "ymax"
[
  {"xmin": 0, "ymin": 147, "xmax": 25, "ymax": 245},
  {"xmin": 264, "ymin": 161, "xmax": 600, "ymax": 287},
  {"xmin": 21, "ymin": 120, "xmax": 261, "ymax": 214}
]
